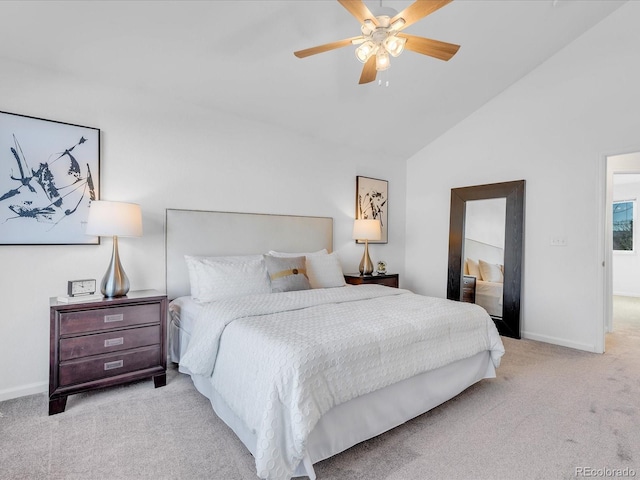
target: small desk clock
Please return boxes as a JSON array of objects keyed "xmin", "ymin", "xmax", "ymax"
[{"xmin": 67, "ymin": 279, "xmax": 97, "ymax": 297}]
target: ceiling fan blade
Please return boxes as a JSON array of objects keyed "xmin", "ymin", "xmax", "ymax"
[
  {"xmin": 398, "ymin": 33, "xmax": 460, "ymax": 61},
  {"xmin": 338, "ymin": 0, "xmax": 379, "ymax": 26},
  {"xmin": 294, "ymin": 36, "xmax": 363, "ymax": 58},
  {"xmin": 392, "ymin": 0, "xmax": 453, "ymax": 30},
  {"xmin": 358, "ymin": 56, "xmax": 377, "ymax": 84}
]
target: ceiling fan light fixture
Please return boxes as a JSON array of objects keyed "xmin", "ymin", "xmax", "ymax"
[
  {"xmin": 375, "ymin": 15, "xmax": 392, "ymax": 28},
  {"xmin": 361, "ymin": 19, "xmax": 375, "ymax": 36},
  {"xmin": 390, "ymin": 18, "xmax": 406, "ymax": 31},
  {"xmin": 384, "ymin": 35, "xmax": 406, "ymax": 57},
  {"xmin": 355, "ymin": 40, "xmax": 377, "ymax": 63},
  {"xmin": 375, "ymin": 49, "xmax": 390, "ymax": 71},
  {"xmin": 293, "ymin": 0, "xmax": 459, "ymax": 85}
]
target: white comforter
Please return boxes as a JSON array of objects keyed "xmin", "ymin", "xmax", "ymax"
[
  {"xmin": 180, "ymin": 285, "xmax": 504, "ymax": 480},
  {"xmin": 476, "ymin": 280, "xmax": 504, "ymax": 317}
]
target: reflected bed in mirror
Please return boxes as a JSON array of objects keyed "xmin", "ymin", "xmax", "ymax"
[
  {"xmin": 447, "ymin": 180, "xmax": 525, "ymax": 339},
  {"xmin": 464, "ymin": 198, "xmax": 506, "ymax": 319}
]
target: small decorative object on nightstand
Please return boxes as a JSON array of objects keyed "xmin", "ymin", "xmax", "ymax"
[
  {"xmin": 462, "ymin": 275, "xmax": 476, "ymax": 303},
  {"xmin": 376, "ymin": 261, "xmax": 387, "ymax": 275},
  {"xmin": 344, "ymin": 273, "xmax": 399, "ymax": 288},
  {"xmin": 49, "ymin": 290, "xmax": 167, "ymax": 415},
  {"xmin": 67, "ymin": 279, "xmax": 97, "ymax": 297},
  {"xmin": 58, "ymin": 279, "xmax": 101, "ymax": 303}
]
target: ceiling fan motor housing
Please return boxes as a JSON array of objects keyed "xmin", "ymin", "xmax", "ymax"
[{"xmin": 371, "ymin": 6, "xmax": 399, "ymax": 19}]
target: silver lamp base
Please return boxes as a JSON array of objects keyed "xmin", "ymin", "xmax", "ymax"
[
  {"xmin": 359, "ymin": 239, "xmax": 374, "ymax": 276},
  {"xmin": 100, "ymin": 235, "xmax": 130, "ymax": 297}
]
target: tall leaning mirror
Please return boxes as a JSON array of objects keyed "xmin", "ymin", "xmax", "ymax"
[{"xmin": 447, "ymin": 180, "xmax": 525, "ymax": 339}]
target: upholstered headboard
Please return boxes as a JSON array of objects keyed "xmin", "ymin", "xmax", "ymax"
[{"xmin": 165, "ymin": 209, "xmax": 333, "ymax": 299}]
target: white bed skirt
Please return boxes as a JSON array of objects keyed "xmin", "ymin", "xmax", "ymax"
[
  {"xmin": 190, "ymin": 350, "xmax": 495, "ymax": 479},
  {"xmin": 169, "ymin": 319, "xmax": 190, "ymax": 364}
]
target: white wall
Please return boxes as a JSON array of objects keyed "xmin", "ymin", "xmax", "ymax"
[
  {"xmin": 464, "ymin": 239, "xmax": 504, "ymax": 268},
  {"xmin": 611, "ymin": 172, "xmax": 640, "ymax": 296},
  {"xmin": 465, "ymin": 198, "xmax": 506, "ymax": 248},
  {"xmin": 405, "ymin": 1, "xmax": 640, "ymax": 353},
  {"xmin": 0, "ymin": 59, "xmax": 406, "ymax": 401}
]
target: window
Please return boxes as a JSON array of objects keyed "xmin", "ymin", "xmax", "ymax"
[{"xmin": 613, "ymin": 201, "xmax": 634, "ymax": 251}]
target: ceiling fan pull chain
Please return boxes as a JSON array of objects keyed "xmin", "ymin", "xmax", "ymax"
[{"xmin": 378, "ymin": 70, "xmax": 390, "ymax": 87}]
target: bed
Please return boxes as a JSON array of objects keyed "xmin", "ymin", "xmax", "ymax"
[
  {"xmin": 165, "ymin": 209, "xmax": 505, "ymax": 480},
  {"xmin": 476, "ymin": 280, "xmax": 503, "ymax": 318},
  {"xmin": 465, "ymin": 257, "xmax": 505, "ymax": 318}
]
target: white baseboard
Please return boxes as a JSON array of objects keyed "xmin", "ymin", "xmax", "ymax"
[
  {"xmin": 0, "ymin": 381, "xmax": 47, "ymax": 402},
  {"xmin": 521, "ymin": 331, "xmax": 601, "ymax": 354}
]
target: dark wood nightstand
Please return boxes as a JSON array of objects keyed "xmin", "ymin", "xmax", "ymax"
[
  {"xmin": 344, "ymin": 273, "xmax": 399, "ymax": 288},
  {"xmin": 49, "ymin": 290, "xmax": 167, "ymax": 415},
  {"xmin": 462, "ymin": 275, "xmax": 476, "ymax": 303}
]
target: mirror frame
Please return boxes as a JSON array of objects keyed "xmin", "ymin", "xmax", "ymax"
[{"xmin": 447, "ymin": 180, "xmax": 525, "ymax": 339}]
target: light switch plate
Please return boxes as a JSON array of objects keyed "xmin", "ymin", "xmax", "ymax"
[{"xmin": 550, "ymin": 236, "xmax": 568, "ymax": 246}]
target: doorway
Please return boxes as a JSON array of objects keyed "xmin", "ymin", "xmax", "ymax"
[{"xmin": 603, "ymin": 152, "xmax": 640, "ymax": 351}]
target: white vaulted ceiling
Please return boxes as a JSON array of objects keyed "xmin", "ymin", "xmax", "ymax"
[{"xmin": 0, "ymin": 0, "xmax": 626, "ymax": 159}]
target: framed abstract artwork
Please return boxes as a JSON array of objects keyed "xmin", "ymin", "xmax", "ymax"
[
  {"xmin": 0, "ymin": 111, "xmax": 100, "ymax": 245},
  {"xmin": 355, "ymin": 175, "xmax": 388, "ymax": 244}
]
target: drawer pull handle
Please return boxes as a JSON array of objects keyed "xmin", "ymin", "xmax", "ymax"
[
  {"xmin": 104, "ymin": 337, "xmax": 124, "ymax": 347},
  {"xmin": 104, "ymin": 314, "xmax": 124, "ymax": 323},
  {"xmin": 104, "ymin": 360, "xmax": 124, "ymax": 370}
]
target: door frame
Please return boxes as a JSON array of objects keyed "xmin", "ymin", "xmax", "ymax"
[{"xmin": 599, "ymin": 149, "xmax": 640, "ymax": 353}]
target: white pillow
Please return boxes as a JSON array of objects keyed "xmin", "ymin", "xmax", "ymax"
[
  {"xmin": 478, "ymin": 259, "xmax": 504, "ymax": 283},
  {"xmin": 306, "ymin": 252, "xmax": 346, "ymax": 288},
  {"xmin": 184, "ymin": 255, "xmax": 271, "ymax": 303},
  {"xmin": 268, "ymin": 248, "xmax": 328, "ymax": 258},
  {"xmin": 466, "ymin": 258, "xmax": 481, "ymax": 279}
]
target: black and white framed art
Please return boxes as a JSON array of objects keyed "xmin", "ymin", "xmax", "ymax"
[
  {"xmin": 355, "ymin": 175, "xmax": 388, "ymax": 244},
  {"xmin": 0, "ymin": 111, "xmax": 100, "ymax": 245}
]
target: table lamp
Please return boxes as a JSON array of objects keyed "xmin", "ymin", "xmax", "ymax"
[
  {"xmin": 85, "ymin": 200, "xmax": 143, "ymax": 297},
  {"xmin": 352, "ymin": 219, "xmax": 381, "ymax": 275}
]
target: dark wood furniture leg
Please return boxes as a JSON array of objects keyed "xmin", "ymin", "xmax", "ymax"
[
  {"xmin": 153, "ymin": 372, "xmax": 167, "ymax": 388},
  {"xmin": 49, "ymin": 396, "xmax": 67, "ymax": 415}
]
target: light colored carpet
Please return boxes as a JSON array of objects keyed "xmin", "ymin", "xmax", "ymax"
[{"xmin": 1, "ymin": 297, "xmax": 638, "ymax": 480}]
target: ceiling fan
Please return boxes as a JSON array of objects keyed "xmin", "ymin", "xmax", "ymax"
[{"xmin": 294, "ymin": 0, "xmax": 460, "ymax": 85}]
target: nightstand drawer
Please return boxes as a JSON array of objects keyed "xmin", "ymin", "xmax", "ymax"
[
  {"xmin": 344, "ymin": 273, "xmax": 399, "ymax": 288},
  {"xmin": 59, "ymin": 325, "xmax": 161, "ymax": 361},
  {"xmin": 373, "ymin": 277, "xmax": 399, "ymax": 288},
  {"xmin": 59, "ymin": 303, "xmax": 160, "ymax": 335},
  {"xmin": 58, "ymin": 345, "xmax": 162, "ymax": 387},
  {"xmin": 462, "ymin": 275, "xmax": 476, "ymax": 303}
]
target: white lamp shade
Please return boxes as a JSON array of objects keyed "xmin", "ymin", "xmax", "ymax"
[
  {"xmin": 85, "ymin": 200, "xmax": 143, "ymax": 237},
  {"xmin": 352, "ymin": 219, "xmax": 381, "ymax": 241}
]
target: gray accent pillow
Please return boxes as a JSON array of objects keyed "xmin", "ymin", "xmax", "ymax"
[{"xmin": 263, "ymin": 255, "xmax": 311, "ymax": 293}]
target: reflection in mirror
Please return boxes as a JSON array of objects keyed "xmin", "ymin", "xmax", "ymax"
[
  {"xmin": 464, "ymin": 198, "xmax": 506, "ymax": 319},
  {"xmin": 447, "ymin": 180, "xmax": 525, "ymax": 339}
]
